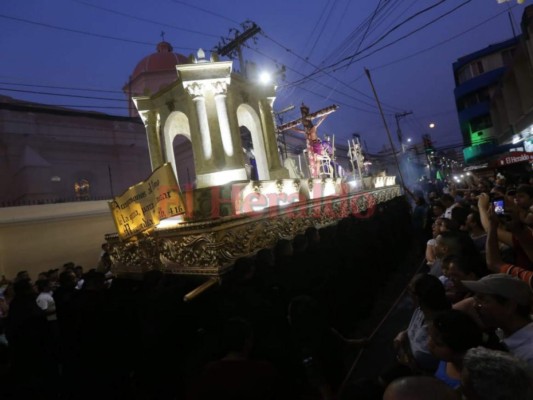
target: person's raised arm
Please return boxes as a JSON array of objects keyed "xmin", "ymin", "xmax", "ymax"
[
  {"xmin": 478, "ymin": 193, "xmax": 513, "ymax": 246},
  {"xmin": 314, "ymin": 115, "xmax": 327, "ymax": 129},
  {"xmin": 486, "ymin": 205, "xmax": 533, "ymax": 288},
  {"xmin": 486, "ymin": 206, "xmax": 504, "ymax": 273},
  {"xmin": 508, "ymin": 202, "xmax": 533, "ymax": 264}
]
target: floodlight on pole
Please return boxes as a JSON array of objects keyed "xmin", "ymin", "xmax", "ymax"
[{"xmin": 259, "ymin": 71, "xmax": 271, "ymax": 84}]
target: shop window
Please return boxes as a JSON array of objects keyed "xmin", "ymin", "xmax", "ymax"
[{"xmin": 470, "ymin": 115, "xmax": 492, "ymax": 132}]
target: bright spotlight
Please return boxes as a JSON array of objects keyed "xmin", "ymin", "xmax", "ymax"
[
  {"xmin": 407, "ymin": 138, "xmax": 412, "ymax": 142},
  {"xmin": 259, "ymin": 72, "xmax": 271, "ymax": 84},
  {"xmin": 429, "ymin": 123, "xmax": 435, "ymax": 129}
]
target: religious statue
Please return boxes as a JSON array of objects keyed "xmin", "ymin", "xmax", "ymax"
[{"xmin": 278, "ymin": 103, "xmax": 338, "ymax": 178}]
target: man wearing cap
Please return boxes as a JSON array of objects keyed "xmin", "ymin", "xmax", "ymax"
[{"xmin": 462, "ymin": 274, "xmax": 533, "ymax": 368}]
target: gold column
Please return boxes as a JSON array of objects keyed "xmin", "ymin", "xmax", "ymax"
[
  {"xmin": 185, "ymin": 83, "xmax": 212, "ymax": 161},
  {"xmin": 139, "ymin": 110, "xmax": 164, "ymax": 171},
  {"xmin": 258, "ymin": 97, "xmax": 284, "ymax": 173},
  {"xmin": 213, "ymin": 81, "xmax": 234, "ymax": 157}
]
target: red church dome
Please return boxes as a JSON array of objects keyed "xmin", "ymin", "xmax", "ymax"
[{"xmin": 131, "ymin": 41, "xmax": 190, "ymax": 80}]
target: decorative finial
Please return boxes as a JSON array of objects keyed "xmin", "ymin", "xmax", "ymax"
[
  {"xmin": 160, "ymin": 31, "xmax": 166, "ymax": 42},
  {"xmin": 197, "ymin": 48, "xmax": 206, "ymax": 61}
]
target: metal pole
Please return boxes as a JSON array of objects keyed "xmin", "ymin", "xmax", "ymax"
[
  {"xmin": 108, "ymin": 165, "xmax": 114, "ymax": 198},
  {"xmin": 364, "ymin": 68, "xmax": 406, "ymax": 190},
  {"xmin": 355, "ymin": 137, "xmax": 363, "ymax": 185},
  {"xmin": 183, "ymin": 277, "xmax": 220, "ymax": 302}
]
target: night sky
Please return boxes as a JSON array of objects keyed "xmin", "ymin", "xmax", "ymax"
[{"xmin": 0, "ymin": 0, "xmax": 529, "ymax": 153}]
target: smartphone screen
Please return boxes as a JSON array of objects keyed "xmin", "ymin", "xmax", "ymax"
[{"xmin": 493, "ymin": 199, "xmax": 505, "ymax": 215}]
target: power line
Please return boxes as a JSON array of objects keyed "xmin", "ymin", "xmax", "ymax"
[
  {"xmin": 0, "ymin": 13, "xmax": 196, "ymax": 51},
  {"xmin": 7, "ymin": 104, "xmax": 128, "ymax": 111},
  {"xmin": 343, "ymin": 0, "xmax": 450, "ymax": 65},
  {"xmin": 306, "ymin": 0, "xmax": 338, "ymax": 62},
  {"xmin": 286, "ymin": 0, "xmax": 447, "ymax": 86},
  {"xmin": 169, "ymin": 0, "xmax": 240, "ymax": 25},
  {"xmin": 353, "ymin": 0, "xmax": 383, "ymax": 60},
  {"xmin": 0, "ymin": 87, "xmax": 127, "ymax": 102},
  {"xmin": 71, "ymin": 0, "xmax": 219, "ymax": 39},
  {"xmin": 0, "ymin": 81, "xmax": 123, "ymax": 94},
  {"xmin": 261, "ymin": 34, "xmax": 402, "ymax": 112},
  {"xmin": 245, "ymin": 44, "xmax": 385, "ymax": 114},
  {"xmin": 285, "ymin": 0, "xmax": 469, "ymax": 88},
  {"xmin": 371, "ymin": 4, "xmax": 517, "ymax": 71},
  {"xmin": 296, "ymin": 85, "xmax": 382, "ymax": 115},
  {"xmin": 321, "ymin": 0, "xmax": 399, "ymax": 65},
  {"xmin": 337, "ymin": 1, "xmax": 474, "ymax": 71}
]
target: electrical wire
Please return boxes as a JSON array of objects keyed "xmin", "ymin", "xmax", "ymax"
[
  {"xmin": 334, "ymin": 0, "xmax": 474, "ymax": 72},
  {"xmin": 0, "ymin": 13, "xmax": 197, "ymax": 51},
  {"xmin": 0, "ymin": 87, "xmax": 127, "ymax": 102},
  {"xmin": 305, "ymin": 0, "xmax": 338, "ymax": 62},
  {"xmin": 353, "ymin": 0, "xmax": 383, "ymax": 59},
  {"xmin": 261, "ymin": 34, "xmax": 402, "ymax": 112},
  {"xmin": 169, "ymin": 0, "xmax": 240, "ymax": 25},
  {"xmin": 285, "ymin": 0, "xmax": 470, "ymax": 88},
  {"xmin": 71, "ymin": 0, "xmax": 219, "ymax": 39},
  {"xmin": 0, "ymin": 81, "xmax": 124, "ymax": 94},
  {"xmin": 245, "ymin": 44, "xmax": 386, "ymax": 114},
  {"xmin": 372, "ymin": 4, "xmax": 517, "ymax": 71}
]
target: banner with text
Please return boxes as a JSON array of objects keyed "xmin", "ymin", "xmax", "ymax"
[{"xmin": 108, "ymin": 163, "xmax": 186, "ymax": 240}]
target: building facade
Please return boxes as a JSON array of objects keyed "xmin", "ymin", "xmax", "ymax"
[
  {"xmin": 453, "ymin": 5, "xmax": 533, "ymax": 168},
  {"xmin": 0, "ymin": 96, "xmax": 150, "ymax": 205},
  {"xmin": 490, "ymin": 5, "xmax": 533, "ymax": 153},
  {"xmin": 453, "ymin": 37, "xmax": 519, "ymax": 163}
]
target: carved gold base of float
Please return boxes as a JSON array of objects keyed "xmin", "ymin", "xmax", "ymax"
[{"xmin": 106, "ymin": 180, "xmax": 401, "ymax": 278}]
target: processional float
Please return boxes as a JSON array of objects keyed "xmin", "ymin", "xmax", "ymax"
[{"xmin": 105, "ymin": 49, "xmax": 400, "ymax": 299}]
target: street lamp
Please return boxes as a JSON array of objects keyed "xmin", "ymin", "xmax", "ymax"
[{"xmin": 259, "ymin": 71, "xmax": 271, "ymax": 84}]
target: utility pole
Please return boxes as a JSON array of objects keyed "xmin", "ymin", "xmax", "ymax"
[
  {"xmin": 365, "ymin": 69, "xmax": 406, "ymax": 190},
  {"xmin": 215, "ymin": 21, "xmax": 261, "ymax": 78},
  {"xmin": 394, "ymin": 111, "xmax": 412, "ymax": 153}
]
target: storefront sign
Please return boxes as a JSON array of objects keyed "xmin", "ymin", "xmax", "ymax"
[{"xmin": 496, "ymin": 152, "xmax": 533, "ymax": 166}]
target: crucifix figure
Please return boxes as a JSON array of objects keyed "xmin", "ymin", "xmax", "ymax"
[{"xmin": 277, "ymin": 103, "xmax": 338, "ymax": 178}]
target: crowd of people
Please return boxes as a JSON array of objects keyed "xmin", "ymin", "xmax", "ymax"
[
  {"xmin": 1, "ymin": 170, "xmax": 532, "ymax": 399},
  {"xmin": 394, "ymin": 173, "xmax": 533, "ymax": 399},
  {"xmin": 0, "ymin": 197, "xmax": 413, "ymax": 400}
]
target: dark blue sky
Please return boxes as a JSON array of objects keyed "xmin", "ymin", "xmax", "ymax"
[{"xmin": 0, "ymin": 0, "xmax": 529, "ymax": 152}]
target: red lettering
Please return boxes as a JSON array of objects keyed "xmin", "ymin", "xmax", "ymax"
[
  {"xmin": 266, "ymin": 193, "xmax": 281, "ymax": 217},
  {"xmin": 242, "ymin": 192, "xmax": 268, "ymax": 213},
  {"xmin": 210, "ymin": 186, "xmax": 235, "ymax": 218}
]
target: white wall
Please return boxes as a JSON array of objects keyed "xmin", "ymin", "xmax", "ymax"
[{"xmin": 0, "ymin": 201, "xmax": 116, "ymax": 280}]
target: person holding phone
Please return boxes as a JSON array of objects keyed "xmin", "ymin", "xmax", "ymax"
[
  {"xmin": 486, "ymin": 203, "xmax": 533, "ymax": 289},
  {"xmin": 478, "ymin": 185, "xmax": 533, "ymax": 269}
]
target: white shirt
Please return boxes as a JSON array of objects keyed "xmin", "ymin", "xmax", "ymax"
[
  {"xmin": 36, "ymin": 291, "xmax": 57, "ymax": 321},
  {"xmin": 443, "ymin": 203, "xmax": 458, "ymax": 219},
  {"xmin": 502, "ymin": 322, "xmax": 533, "ymax": 369}
]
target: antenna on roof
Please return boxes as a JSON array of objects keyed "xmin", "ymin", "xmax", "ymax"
[{"xmin": 160, "ymin": 31, "xmax": 166, "ymax": 42}]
